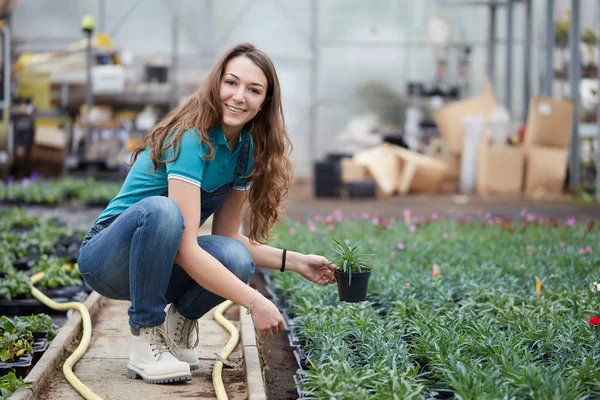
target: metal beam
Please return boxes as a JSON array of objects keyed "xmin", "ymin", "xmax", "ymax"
[
  {"xmin": 488, "ymin": 5, "xmax": 497, "ymax": 89},
  {"xmin": 505, "ymin": 0, "xmax": 513, "ymax": 114},
  {"xmin": 543, "ymin": 0, "xmax": 554, "ymax": 96},
  {"xmin": 569, "ymin": 0, "xmax": 581, "ymax": 190},
  {"xmin": 170, "ymin": 14, "xmax": 179, "ymax": 108},
  {"xmin": 523, "ymin": 0, "xmax": 532, "ymax": 121},
  {"xmin": 310, "ymin": 0, "xmax": 319, "ymax": 162},
  {"xmin": 597, "ymin": 6, "xmax": 600, "ymax": 199}
]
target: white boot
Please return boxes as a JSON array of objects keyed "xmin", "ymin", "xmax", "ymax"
[
  {"xmin": 164, "ymin": 304, "xmax": 200, "ymax": 370},
  {"xmin": 127, "ymin": 325, "xmax": 192, "ymax": 384}
]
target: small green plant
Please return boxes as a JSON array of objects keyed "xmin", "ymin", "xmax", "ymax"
[
  {"xmin": 37, "ymin": 262, "xmax": 81, "ymax": 289},
  {"xmin": 0, "ymin": 371, "xmax": 31, "ymax": 399},
  {"xmin": 331, "ymin": 239, "xmax": 373, "ymax": 274},
  {"xmin": 0, "ymin": 272, "xmax": 32, "ymax": 300},
  {"xmin": 0, "ymin": 329, "xmax": 33, "ymax": 363},
  {"xmin": 11, "ymin": 315, "xmax": 56, "ymax": 341}
]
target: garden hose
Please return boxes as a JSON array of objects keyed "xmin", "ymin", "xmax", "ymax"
[
  {"xmin": 212, "ymin": 300, "xmax": 239, "ymax": 400},
  {"xmin": 28, "ymin": 269, "xmax": 237, "ymax": 400},
  {"xmin": 29, "ymin": 270, "xmax": 103, "ymax": 400}
]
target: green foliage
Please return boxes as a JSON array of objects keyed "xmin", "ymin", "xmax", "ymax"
[
  {"xmin": 0, "ymin": 177, "xmax": 121, "ymax": 206},
  {"xmin": 330, "ymin": 239, "xmax": 372, "ymax": 273},
  {"xmin": 269, "ymin": 212, "xmax": 600, "ymax": 399},
  {"xmin": 0, "ymin": 371, "xmax": 31, "ymax": 399},
  {"xmin": 11, "ymin": 314, "xmax": 56, "ymax": 341},
  {"xmin": 0, "ymin": 271, "xmax": 32, "ymax": 300}
]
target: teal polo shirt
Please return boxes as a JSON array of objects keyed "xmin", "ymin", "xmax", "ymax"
[{"xmin": 94, "ymin": 126, "xmax": 254, "ymax": 224}]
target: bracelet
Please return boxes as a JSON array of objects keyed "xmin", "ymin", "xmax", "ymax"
[
  {"xmin": 280, "ymin": 248, "xmax": 287, "ymax": 272},
  {"xmin": 246, "ymin": 289, "xmax": 259, "ymax": 315}
]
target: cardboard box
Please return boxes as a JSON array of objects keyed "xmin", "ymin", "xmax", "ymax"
[
  {"xmin": 477, "ymin": 143, "xmax": 524, "ymax": 197},
  {"xmin": 340, "ymin": 158, "xmax": 368, "ymax": 183},
  {"xmin": 524, "ymin": 97, "xmax": 573, "ymax": 149},
  {"xmin": 353, "ymin": 145, "xmax": 402, "ymax": 196},
  {"xmin": 385, "ymin": 144, "xmax": 449, "ymax": 194},
  {"xmin": 433, "ymin": 94, "xmax": 497, "ymax": 154},
  {"xmin": 523, "ymin": 146, "xmax": 569, "ymax": 199}
]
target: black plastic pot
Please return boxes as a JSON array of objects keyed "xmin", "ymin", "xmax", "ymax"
[
  {"xmin": 0, "ymin": 353, "xmax": 33, "ymax": 378},
  {"xmin": 32, "ymin": 338, "xmax": 50, "ymax": 363},
  {"xmin": 293, "ymin": 347, "xmax": 309, "ymax": 370},
  {"xmin": 335, "ymin": 270, "xmax": 371, "ymax": 302}
]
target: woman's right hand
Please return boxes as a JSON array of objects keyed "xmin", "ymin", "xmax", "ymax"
[{"xmin": 250, "ymin": 293, "xmax": 284, "ymax": 339}]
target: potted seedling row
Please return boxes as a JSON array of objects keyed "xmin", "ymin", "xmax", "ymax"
[{"xmin": 330, "ymin": 239, "xmax": 372, "ymax": 302}]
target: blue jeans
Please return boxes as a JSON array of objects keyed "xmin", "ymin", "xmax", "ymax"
[{"xmin": 77, "ymin": 196, "xmax": 255, "ymax": 329}]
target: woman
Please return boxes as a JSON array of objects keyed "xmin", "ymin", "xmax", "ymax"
[{"xmin": 77, "ymin": 43, "xmax": 336, "ymax": 384}]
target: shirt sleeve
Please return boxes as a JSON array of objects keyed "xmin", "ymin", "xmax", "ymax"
[
  {"xmin": 233, "ymin": 135, "xmax": 254, "ymax": 190},
  {"xmin": 165, "ymin": 129, "xmax": 206, "ymax": 188}
]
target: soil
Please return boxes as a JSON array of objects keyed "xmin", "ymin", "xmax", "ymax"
[{"xmin": 250, "ymin": 270, "xmax": 299, "ymax": 400}]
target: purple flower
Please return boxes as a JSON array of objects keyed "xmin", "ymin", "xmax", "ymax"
[
  {"xmin": 30, "ymin": 172, "xmax": 41, "ymax": 181},
  {"xmin": 397, "ymin": 242, "xmax": 405, "ymax": 250}
]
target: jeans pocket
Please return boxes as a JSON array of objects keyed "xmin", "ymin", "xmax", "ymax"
[{"xmin": 80, "ymin": 271, "xmax": 129, "ymax": 301}]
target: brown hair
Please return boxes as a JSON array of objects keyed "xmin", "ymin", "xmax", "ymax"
[{"xmin": 130, "ymin": 43, "xmax": 293, "ymax": 244}]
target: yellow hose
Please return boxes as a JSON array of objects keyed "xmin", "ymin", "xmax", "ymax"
[
  {"xmin": 212, "ymin": 300, "xmax": 239, "ymax": 400},
  {"xmin": 30, "ymin": 270, "xmax": 102, "ymax": 400},
  {"xmin": 30, "ymin": 268, "xmax": 237, "ymax": 400}
]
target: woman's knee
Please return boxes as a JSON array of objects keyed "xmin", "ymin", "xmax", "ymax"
[
  {"xmin": 135, "ymin": 196, "xmax": 184, "ymax": 236},
  {"xmin": 208, "ymin": 237, "xmax": 255, "ymax": 284}
]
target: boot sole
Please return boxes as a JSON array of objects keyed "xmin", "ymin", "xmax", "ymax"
[
  {"xmin": 189, "ymin": 361, "xmax": 200, "ymax": 371},
  {"xmin": 126, "ymin": 366, "xmax": 192, "ymax": 384}
]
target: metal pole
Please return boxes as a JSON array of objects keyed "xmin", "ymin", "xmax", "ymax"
[
  {"xmin": 505, "ymin": 0, "xmax": 514, "ymax": 114},
  {"xmin": 569, "ymin": 0, "xmax": 581, "ymax": 190},
  {"xmin": 3, "ymin": 25, "xmax": 11, "ymax": 161},
  {"xmin": 98, "ymin": 0, "xmax": 106, "ymax": 33},
  {"xmin": 523, "ymin": 0, "xmax": 532, "ymax": 121},
  {"xmin": 170, "ymin": 15, "xmax": 179, "ymax": 109},
  {"xmin": 488, "ymin": 5, "xmax": 497, "ymax": 89},
  {"xmin": 310, "ymin": 0, "xmax": 319, "ymax": 162},
  {"xmin": 85, "ymin": 29, "xmax": 93, "ymax": 149},
  {"xmin": 596, "ymin": 5, "xmax": 600, "ymax": 199},
  {"xmin": 543, "ymin": 0, "xmax": 554, "ymax": 96}
]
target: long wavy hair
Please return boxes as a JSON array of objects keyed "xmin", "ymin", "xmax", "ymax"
[{"xmin": 130, "ymin": 43, "xmax": 293, "ymax": 244}]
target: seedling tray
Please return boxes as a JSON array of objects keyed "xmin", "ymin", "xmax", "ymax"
[
  {"xmin": 32, "ymin": 338, "xmax": 50, "ymax": 363},
  {"xmin": 0, "ymin": 353, "xmax": 33, "ymax": 379}
]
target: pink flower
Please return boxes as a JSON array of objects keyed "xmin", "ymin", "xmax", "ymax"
[
  {"xmin": 442, "ymin": 233, "xmax": 449, "ymax": 239},
  {"xmin": 485, "ymin": 212, "xmax": 491, "ymax": 219},
  {"xmin": 527, "ymin": 214, "xmax": 536, "ymax": 222},
  {"xmin": 432, "ymin": 213, "xmax": 439, "ymax": 221},
  {"xmin": 403, "ymin": 209, "xmax": 411, "ymax": 217},
  {"xmin": 308, "ymin": 225, "xmax": 317, "ymax": 233},
  {"xmin": 409, "ymin": 225, "xmax": 416, "ymax": 232},
  {"xmin": 568, "ymin": 217, "xmax": 577, "ymax": 226},
  {"xmin": 314, "ymin": 215, "xmax": 322, "ymax": 222},
  {"xmin": 559, "ymin": 242, "xmax": 565, "ymax": 248},
  {"xmin": 397, "ymin": 242, "xmax": 405, "ymax": 250},
  {"xmin": 372, "ymin": 217, "xmax": 381, "ymax": 225},
  {"xmin": 520, "ymin": 207, "xmax": 527, "ymax": 217},
  {"xmin": 579, "ymin": 248, "xmax": 586, "ymax": 255},
  {"xmin": 385, "ymin": 220, "xmax": 394, "ymax": 229},
  {"xmin": 586, "ymin": 246, "xmax": 593, "ymax": 253},
  {"xmin": 288, "ymin": 228, "xmax": 296, "ymax": 235},
  {"xmin": 362, "ymin": 212, "xmax": 372, "ymax": 219}
]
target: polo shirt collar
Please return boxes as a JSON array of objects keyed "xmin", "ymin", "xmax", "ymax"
[{"xmin": 212, "ymin": 125, "xmax": 246, "ymax": 153}]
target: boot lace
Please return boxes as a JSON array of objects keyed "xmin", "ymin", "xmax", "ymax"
[
  {"xmin": 177, "ymin": 318, "xmax": 200, "ymax": 349},
  {"xmin": 147, "ymin": 325, "xmax": 183, "ymax": 358}
]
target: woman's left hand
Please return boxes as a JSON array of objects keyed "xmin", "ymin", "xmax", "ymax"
[{"xmin": 296, "ymin": 254, "xmax": 337, "ymax": 286}]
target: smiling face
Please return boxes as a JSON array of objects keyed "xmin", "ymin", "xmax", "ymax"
[{"xmin": 219, "ymin": 56, "xmax": 268, "ymax": 136}]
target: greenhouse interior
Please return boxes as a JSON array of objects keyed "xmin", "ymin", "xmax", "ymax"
[{"xmin": 1, "ymin": 0, "xmax": 600, "ymax": 399}]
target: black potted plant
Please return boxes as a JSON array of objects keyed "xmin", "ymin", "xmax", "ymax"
[{"xmin": 330, "ymin": 239, "xmax": 372, "ymax": 302}]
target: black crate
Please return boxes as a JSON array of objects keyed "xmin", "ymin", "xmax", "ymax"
[
  {"xmin": 313, "ymin": 161, "xmax": 341, "ymax": 198},
  {"xmin": 347, "ymin": 180, "xmax": 377, "ymax": 199}
]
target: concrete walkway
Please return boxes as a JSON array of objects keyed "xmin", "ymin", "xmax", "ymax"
[{"xmin": 37, "ymin": 299, "xmax": 249, "ymax": 400}]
